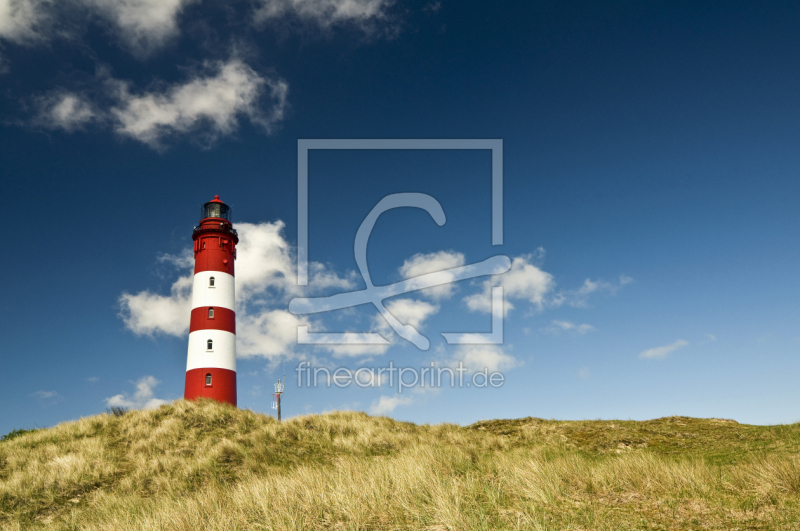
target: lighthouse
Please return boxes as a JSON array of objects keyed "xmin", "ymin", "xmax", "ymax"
[{"xmin": 185, "ymin": 195, "xmax": 238, "ymax": 406}]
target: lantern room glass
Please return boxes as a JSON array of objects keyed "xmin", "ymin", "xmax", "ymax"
[{"xmin": 201, "ymin": 202, "xmax": 231, "ymax": 222}]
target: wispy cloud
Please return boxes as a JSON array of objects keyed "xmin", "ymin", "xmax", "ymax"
[
  {"xmin": 369, "ymin": 383, "xmax": 440, "ymax": 415},
  {"xmin": 0, "ymin": 0, "xmax": 52, "ymax": 44},
  {"xmin": 464, "ymin": 253, "xmax": 554, "ymax": 316},
  {"xmin": 108, "ymin": 58, "xmax": 288, "ymax": 149},
  {"xmin": 0, "ymin": 0, "xmax": 194, "ymax": 54},
  {"xmin": 104, "ymin": 375, "xmax": 168, "ymax": 410},
  {"xmin": 307, "ymin": 332, "xmax": 392, "ymax": 358},
  {"xmin": 4, "ymin": 0, "xmax": 408, "ymax": 148},
  {"xmin": 30, "ymin": 58, "xmax": 289, "ymax": 150},
  {"xmin": 31, "ymin": 390, "xmax": 59, "ymax": 399},
  {"xmin": 461, "ymin": 249, "xmax": 629, "ymax": 317},
  {"xmin": 32, "ymin": 91, "xmax": 98, "ymax": 131},
  {"xmin": 441, "ymin": 343, "xmax": 520, "ymax": 374},
  {"xmin": 546, "ymin": 320, "xmax": 595, "ymax": 335},
  {"xmin": 369, "ymin": 393, "xmax": 414, "ymax": 415},
  {"xmin": 30, "ymin": 389, "xmax": 63, "ymax": 405},
  {"xmin": 422, "ymin": 1, "xmax": 442, "ymax": 14},
  {"xmin": 82, "ymin": 0, "xmax": 197, "ymax": 55},
  {"xmin": 639, "ymin": 339, "xmax": 689, "ymax": 360},
  {"xmin": 552, "ymin": 275, "xmax": 633, "ymax": 308},
  {"xmin": 255, "ymin": 0, "xmax": 397, "ymax": 34},
  {"xmin": 700, "ymin": 333, "xmax": 717, "ymax": 344},
  {"xmin": 157, "ymin": 248, "xmax": 194, "ymax": 269},
  {"xmin": 376, "ymin": 298, "xmax": 439, "ymax": 335}
]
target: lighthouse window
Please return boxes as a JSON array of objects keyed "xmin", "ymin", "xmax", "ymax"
[
  {"xmin": 209, "ymin": 276, "xmax": 215, "ymax": 287},
  {"xmin": 207, "ymin": 339, "xmax": 213, "ymax": 350},
  {"xmin": 208, "ymin": 307, "xmax": 214, "ymax": 319},
  {"xmin": 206, "ymin": 374, "xmax": 212, "ymax": 386}
]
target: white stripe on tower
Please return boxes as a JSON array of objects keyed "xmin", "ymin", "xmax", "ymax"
[
  {"xmin": 191, "ymin": 271, "xmax": 235, "ymax": 310},
  {"xmin": 186, "ymin": 330, "xmax": 236, "ymax": 371}
]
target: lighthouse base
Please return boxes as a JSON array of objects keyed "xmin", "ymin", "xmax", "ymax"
[{"xmin": 184, "ymin": 367, "xmax": 237, "ymax": 406}]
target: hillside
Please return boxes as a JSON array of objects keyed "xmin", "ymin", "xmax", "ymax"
[{"xmin": 2, "ymin": 400, "xmax": 800, "ymax": 530}]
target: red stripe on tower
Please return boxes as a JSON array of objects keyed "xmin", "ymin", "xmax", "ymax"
[{"xmin": 184, "ymin": 195, "xmax": 238, "ymax": 406}]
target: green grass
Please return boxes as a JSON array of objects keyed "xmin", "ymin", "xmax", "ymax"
[
  {"xmin": 471, "ymin": 416, "xmax": 800, "ymax": 465},
  {"xmin": 0, "ymin": 431, "xmax": 38, "ymax": 444},
  {"xmin": 2, "ymin": 400, "xmax": 800, "ymax": 530}
]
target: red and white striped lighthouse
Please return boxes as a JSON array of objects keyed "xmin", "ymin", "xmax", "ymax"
[{"xmin": 185, "ymin": 195, "xmax": 238, "ymax": 406}]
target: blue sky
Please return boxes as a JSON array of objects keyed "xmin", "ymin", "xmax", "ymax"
[{"xmin": 1, "ymin": 0, "xmax": 799, "ymax": 434}]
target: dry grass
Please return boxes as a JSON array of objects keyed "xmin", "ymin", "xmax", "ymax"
[{"xmin": 2, "ymin": 400, "xmax": 800, "ymax": 530}]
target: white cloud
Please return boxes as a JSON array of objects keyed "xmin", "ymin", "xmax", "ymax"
[
  {"xmin": 0, "ymin": 0, "xmax": 51, "ymax": 44},
  {"xmin": 464, "ymin": 254, "xmax": 554, "ymax": 316},
  {"xmin": 398, "ymin": 250, "xmax": 465, "ymax": 300},
  {"xmin": 117, "ymin": 280, "xmax": 193, "ymax": 339},
  {"xmin": 547, "ymin": 320, "xmax": 595, "ymax": 335},
  {"xmin": 237, "ymin": 309, "xmax": 309, "ymax": 360},
  {"xmin": 234, "ymin": 221, "xmax": 354, "ymax": 301},
  {"xmin": 105, "ymin": 375, "xmax": 169, "ymax": 410},
  {"xmin": 119, "ymin": 275, "xmax": 193, "ymax": 336},
  {"xmin": 638, "ymin": 339, "xmax": 689, "ymax": 360},
  {"xmin": 445, "ymin": 343, "xmax": 519, "ymax": 374},
  {"xmin": 82, "ymin": 0, "xmax": 196, "ymax": 54},
  {"xmin": 461, "ymin": 249, "xmax": 630, "ymax": 314},
  {"xmin": 255, "ymin": 0, "xmax": 394, "ymax": 31},
  {"xmin": 369, "ymin": 393, "xmax": 413, "ymax": 415},
  {"xmin": 378, "ymin": 298, "xmax": 438, "ymax": 332},
  {"xmin": 578, "ymin": 367, "xmax": 590, "ymax": 379},
  {"xmin": 33, "ymin": 91, "xmax": 97, "ymax": 131},
  {"xmin": 233, "ymin": 220, "xmax": 296, "ymax": 297},
  {"xmin": 109, "ymin": 58, "xmax": 287, "ymax": 149}
]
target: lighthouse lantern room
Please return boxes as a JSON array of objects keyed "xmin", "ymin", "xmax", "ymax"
[{"xmin": 184, "ymin": 195, "xmax": 238, "ymax": 406}]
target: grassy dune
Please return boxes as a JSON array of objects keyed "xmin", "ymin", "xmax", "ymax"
[{"xmin": 2, "ymin": 400, "xmax": 800, "ymax": 530}]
